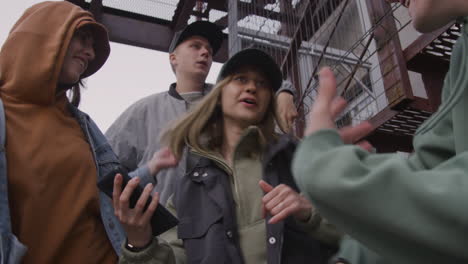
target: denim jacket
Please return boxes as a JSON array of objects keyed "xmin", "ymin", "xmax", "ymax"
[{"xmin": 0, "ymin": 99, "xmax": 126, "ymax": 264}]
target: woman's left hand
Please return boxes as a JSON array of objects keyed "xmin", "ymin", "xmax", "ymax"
[
  {"xmin": 113, "ymin": 174, "xmax": 159, "ymax": 248},
  {"xmin": 259, "ymin": 180, "xmax": 312, "ymax": 224}
]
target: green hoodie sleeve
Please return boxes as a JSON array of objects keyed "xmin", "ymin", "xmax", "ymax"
[
  {"xmin": 292, "ymin": 126, "xmax": 468, "ymax": 263},
  {"xmin": 292, "ymin": 32, "xmax": 468, "ymax": 262},
  {"xmin": 334, "ymin": 236, "xmax": 389, "ymax": 264}
]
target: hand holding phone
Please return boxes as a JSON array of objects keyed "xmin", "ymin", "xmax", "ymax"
[
  {"xmin": 98, "ymin": 168, "xmax": 178, "ymax": 237},
  {"xmin": 113, "ymin": 174, "xmax": 156, "ymax": 247}
]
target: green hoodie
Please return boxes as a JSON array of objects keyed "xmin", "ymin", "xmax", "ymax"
[{"xmin": 292, "ymin": 18, "xmax": 468, "ymax": 264}]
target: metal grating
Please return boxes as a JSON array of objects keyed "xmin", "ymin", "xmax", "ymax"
[
  {"xmin": 377, "ymin": 107, "xmax": 432, "ymax": 136},
  {"xmin": 81, "ymin": 0, "xmax": 229, "ymax": 28},
  {"xmin": 422, "ymin": 23, "xmax": 462, "ymax": 61},
  {"xmin": 68, "ymin": 0, "xmax": 459, "ymax": 151},
  {"xmin": 84, "ymin": 0, "xmax": 179, "ymax": 21},
  {"xmin": 69, "ymin": 0, "xmax": 230, "ymax": 61}
]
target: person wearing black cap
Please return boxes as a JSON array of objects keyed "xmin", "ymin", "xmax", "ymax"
[
  {"xmin": 105, "ymin": 21, "xmax": 298, "ymax": 206},
  {"xmin": 105, "ymin": 21, "xmax": 223, "ymax": 206},
  {"xmin": 116, "ymin": 49, "xmax": 339, "ymax": 264}
]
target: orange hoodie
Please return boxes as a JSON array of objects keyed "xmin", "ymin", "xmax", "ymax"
[{"xmin": 0, "ymin": 2, "xmax": 116, "ymax": 263}]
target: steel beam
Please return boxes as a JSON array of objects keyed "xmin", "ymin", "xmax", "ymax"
[
  {"xmin": 403, "ymin": 23, "xmax": 453, "ymax": 63},
  {"xmin": 89, "ymin": 0, "xmax": 103, "ymax": 21},
  {"xmin": 413, "ymin": 72, "xmax": 445, "ymax": 112},
  {"xmin": 67, "ymin": 0, "xmax": 86, "ymax": 8},
  {"xmin": 408, "ymin": 97, "xmax": 433, "ymax": 112},
  {"xmin": 366, "ymin": 0, "xmax": 413, "ymax": 108},
  {"xmin": 228, "ymin": 0, "xmax": 241, "ymax": 55},
  {"xmin": 66, "ymin": 0, "xmax": 228, "ymax": 62},
  {"xmin": 207, "ymin": 0, "xmax": 227, "ymax": 11},
  {"xmin": 403, "ymin": 23, "xmax": 453, "ymax": 111},
  {"xmin": 213, "ymin": 15, "xmax": 228, "ymax": 28},
  {"xmin": 278, "ymin": 0, "xmax": 305, "ymax": 137},
  {"xmin": 100, "ymin": 12, "xmax": 227, "ymax": 61},
  {"xmin": 365, "ymin": 130, "xmax": 413, "ymax": 153},
  {"xmin": 101, "ymin": 13, "xmax": 173, "ymax": 51},
  {"xmin": 172, "ymin": 0, "xmax": 197, "ymax": 31}
]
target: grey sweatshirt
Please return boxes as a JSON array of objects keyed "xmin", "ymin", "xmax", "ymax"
[{"xmin": 105, "ymin": 83, "xmax": 210, "ymax": 203}]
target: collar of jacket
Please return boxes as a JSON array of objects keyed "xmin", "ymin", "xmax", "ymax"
[
  {"xmin": 187, "ymin": 126, "xmax": 265, "ymax": 176},
  {"xmin": 168, "ymin": 82, "xmax": 213, "ymax": 100},
  {"xmin": 186, "ymin": 128, "xmax": 297, "ymax": 181}
]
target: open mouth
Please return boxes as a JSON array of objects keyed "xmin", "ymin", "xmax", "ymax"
[{"xmin": 241, "ymin": 98, "xmax": 257, "ymax": 106}]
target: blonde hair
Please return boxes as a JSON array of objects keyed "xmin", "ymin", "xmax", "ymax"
[{"xmin": 162, "ymin": 75, "xmax": 278, "ymax": 158}]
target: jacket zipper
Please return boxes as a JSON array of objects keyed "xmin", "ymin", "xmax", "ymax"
[{"xmin": 190, "ymin": 150, "xmax": 242, "ymax": 208}]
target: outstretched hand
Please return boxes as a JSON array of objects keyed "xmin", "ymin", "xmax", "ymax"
[
  {"xmin": 147, "ymin": 147, "xmax": 179, "ymax": 176},
  {"xmin": 259, "ymin": 180, "xmax": 312, "ymax": 224},
  {"xmin": 305, "ymin": 67, "xmax": 373, "ymax": 151}
]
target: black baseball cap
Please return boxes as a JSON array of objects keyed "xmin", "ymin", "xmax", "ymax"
[
  {"xmin": 217, "ymin": 49, "xmax": 283, "ymax": 91},
  {"xmin": 169, "ymin": 21, "xmax": 223, "ymax": 55}
]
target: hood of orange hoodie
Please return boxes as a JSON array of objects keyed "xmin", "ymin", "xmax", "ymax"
[{"xmin": 0, "ymin": 1, "xmax": 110, "ymax": 106}]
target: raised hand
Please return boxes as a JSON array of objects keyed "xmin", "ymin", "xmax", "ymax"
[
  {"xmin": 113, "ymin": 174, "xmax": 159, "ymax": 247},
  {"xmin": 259, "ymin": 180, "xmax": 312, "ymax": 224},
  {"xmin": 147, "ymin": 147, "xmax": 179, "ymax": 176},
  {"xmin": 304, "ymin": 67, "xmax": 373, "ymax": 151}
]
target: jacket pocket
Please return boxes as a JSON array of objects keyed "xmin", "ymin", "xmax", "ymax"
[{"xmin": 177, "ymin": 214, "xmax": 225, "ymax": 263}]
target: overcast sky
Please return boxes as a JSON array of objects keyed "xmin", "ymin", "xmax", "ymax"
[{"xmin": 1, "ymin": 0, "xmax": 222, "ymax": 131}]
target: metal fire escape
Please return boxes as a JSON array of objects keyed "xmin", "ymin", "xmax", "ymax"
[
  {"xmin": 66, "ymin": 0, "xmax": 230, "ymax": 62},
  {"xmin": 228, "ymin": 0, "xmax": 459, "ymax": 152},
  {"xmin": 68, "ymin": 0, "xmax": 460, "ymax": 153}
]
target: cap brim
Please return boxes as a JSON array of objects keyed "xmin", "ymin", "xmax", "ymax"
[
  {"xmin": 170, "ymin": 21, "xmax": 223, "ymax": 55},
  {"xmin": 78, "ymin": 21, "xmax": 110, "ymax": 78},
  {"xmin": 217, "ymin": 49, "xmax": 282, "ymax": 91}
]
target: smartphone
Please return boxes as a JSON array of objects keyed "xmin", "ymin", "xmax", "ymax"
[{"xmin": 97, "ymin": 167, "xmax": 179, "ymax": 236}]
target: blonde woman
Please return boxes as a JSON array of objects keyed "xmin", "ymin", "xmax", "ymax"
[{"xmin": 115, "ymin": 49, "xmax": 340, "ymax": 264}]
